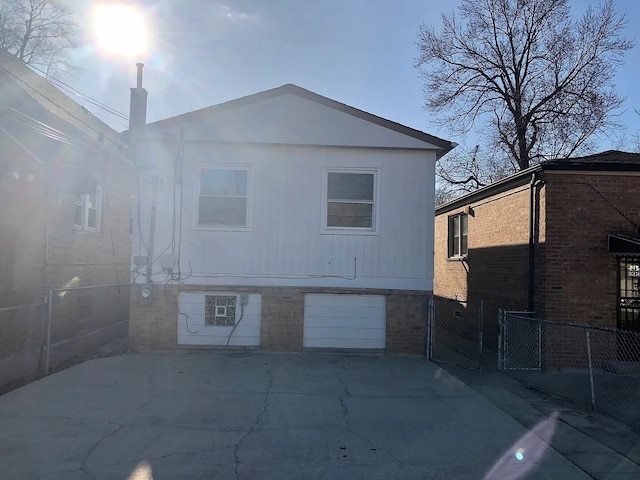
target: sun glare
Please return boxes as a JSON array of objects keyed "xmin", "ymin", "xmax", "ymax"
[{"xmin": 94, "ymin": 4, "xmax": 148, "ymax": 56}]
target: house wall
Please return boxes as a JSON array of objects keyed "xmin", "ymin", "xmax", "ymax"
[
  {"xmin": 129, "ymin": 284, "xmax": 429, "ymax": 354},
  {"xmin": 149, "ymin": 92, "xmax": 444, "ymax": 150},
  {"xmin": 0, "ymin": 162, "xmax": 133, "ymax": 307},
  {"xmin": 434, "ymin": 169, "xmax": 640, "ymax": 362},
  {"xmin": 542, "ymin": 172, "xmax": 640, "ymax": 329},
  {"xmin": 434, "ymin": 183, "xmax": 543, "ymax": 346},
  {"xmin": 134, "ymin": 142, "xmax": 436, "ymax": 291}
]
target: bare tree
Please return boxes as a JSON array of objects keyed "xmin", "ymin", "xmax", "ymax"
[
  {"xmin": 0, "ymin": 0, "xmax": 79, "ymax": 76},
  {"xmin": 417, "ymin": 0, "xmax": 633, "ymax": 181}
]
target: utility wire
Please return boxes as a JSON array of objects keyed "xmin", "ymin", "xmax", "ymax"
[{"xmin": 29, "ymin": 64, "xmax": 129, "ymax": 121}]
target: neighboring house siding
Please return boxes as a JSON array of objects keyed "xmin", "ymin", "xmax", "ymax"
[{"xmin": 543, "ymin": 172, "xmax": 640, "ymax": 328}]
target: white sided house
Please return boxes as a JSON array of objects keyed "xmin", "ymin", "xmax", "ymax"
[{"xmin": 128, "ymin": 82, "xmax": 455, "ymax": 353}]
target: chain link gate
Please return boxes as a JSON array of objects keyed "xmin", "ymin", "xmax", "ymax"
[
  {"xmin": 498, "ymin": 310, "xmax": 542, "ymax": 371},
  {"xmin": 428, "ymin": 297, "xmax": 484, "ymax": 370}
]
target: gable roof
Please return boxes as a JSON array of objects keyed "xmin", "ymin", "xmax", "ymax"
[
  {"xmin": 436, "ymin": 150, "xmax": 640, "ymax": 215},
  {"xmin": 144, "ymin": 83, "xmax": 456, "ymax": 154},
  {"xmin": 0, "ymin": 49, "xmax": 127, "ymax": 163}
]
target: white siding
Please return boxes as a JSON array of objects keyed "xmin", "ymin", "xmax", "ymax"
[
  {"xmin": 132, "ymin": 141, "xmax": 436, "ymax": 291},
  {"xmin": 133, "ymin": 96, "xmax": 436, "ymax": 291},
  {"xmin": 304, "ymin": 294, "xmax": 386, "ymax": 349},
  {"xmin": 177, "ymin": 292, "xmax": 261, "ymax": 346},
  {"xmin": 146, "ymin": 93, "xmax": 444, "ymax": 150}
]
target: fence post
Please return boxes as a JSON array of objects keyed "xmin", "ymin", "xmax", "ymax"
[
  {"xmin": 586, "ymin": 330, "xmax": 596, "ymax": 411},
  {"xmin": 477, "ymin": 301, "xmax": 484, "ymax": 370},
  {"xmin": 426, "ymin": 297, "xmax": 433, "ymax": 359},
  {"xmin": 537, "ymin": 318, "xmax": 542, "ymax": 371},
  {"xmin": 497, "ymin": 309, "xmax": 504, "ymax": 371},
  {"xmin": 44, "ymin": 288, "xmax": 53, "ymax": 374}
]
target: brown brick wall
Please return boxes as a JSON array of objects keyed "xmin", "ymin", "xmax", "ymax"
[
  {"xmin": 129, "ymin": 285, "xmax": 429, "ymax": 354},
  {"xmin": 542, "ymin": 172, "xmax": 640, "ymax": 329},
  {"xmin": 0, "ymin": 162, "xmax": 133, "ymax": 307},
  {"xmin": 261, "ymin": 288, "xmax": 305, "ymax": 351},
  {"xmin": 129, "ymin": 283, "xmax": 178, "ymax": 349},
  {"xmin": 434, "ymin": 184, "xmax": 540, "ymax": 346},
  {"xmin": 386, "ymin": 294, "xmax": 428, "ymax": 354}
]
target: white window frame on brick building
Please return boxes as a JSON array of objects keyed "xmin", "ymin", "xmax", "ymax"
[
  {"xmin": 74, "ymin": 186, "xmax": 102, "ymax": 232},
  {"xmin": 322, "ymin": 168, "xmax": 378, "ymax": 234},
  {"xmin": 196, "ymin": 166, "xmax": 252, "ymax": 231},
  {"xmin": 448, "ymin": 212, "xmax": 468, "ymax": 258}
]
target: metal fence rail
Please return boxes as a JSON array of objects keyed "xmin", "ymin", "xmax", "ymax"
[
  {"xmin": 429, "ymin": 297, "xmax": 483, "ymax": 370},
  {"xmin": 499, "ymin": 310, "xmax": 640, "ymax": 432},
  {"xmin": 0, "ymin": 283, "xmax": 131, "ymax": 392}
]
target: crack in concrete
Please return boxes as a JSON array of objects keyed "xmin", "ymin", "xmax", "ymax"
[
  {"xmin": 336, "ymin": 359, "xmax": 402, "ymax": 466},
  {"xmin": 126, "ymin": 391, "xmax": 162, "ymax": 417},
  {"xmin": 335, "ymin": 360, "xmax": 351, "ymax": 397},
  {"xmin": 81, "ymin": 424, "xmax": 126, "ymax": 478},
  {"xmin": 147, "ymin": 368, "xmax": 158, "ymax": 391},
  {"xmin": 233, "ymin": 365, "xmax": 273, "ymax": 480}
]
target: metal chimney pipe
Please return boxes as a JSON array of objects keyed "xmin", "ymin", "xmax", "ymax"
[{"xmin": 136, "ymin": 63, "xmax": 144, "ymax": 88}]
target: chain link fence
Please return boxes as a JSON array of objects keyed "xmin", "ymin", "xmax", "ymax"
[
  {"xmin": 428, "ymin": 297, "xmax": 483, "ymax": 370},
  {"xmin": 0, "ymin": 283, "xmax": 131, "ymax": 392},
  {"xmin": 0, "ymin": 303, "xmax": 46, "ymax": 388},
  {"xmin": 499, "ymin": 311, "xmax": 640, "ymax": 432}
]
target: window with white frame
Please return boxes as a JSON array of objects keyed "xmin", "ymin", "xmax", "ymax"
[
  {"xmin": 74, "ymin": 186, "xmax": 101, "ymax": 232},
  {"xmin": 324, "ymin": 170, "xmax": 376, "ymax": 231},
  {"xmin": 197, "ymin": 167, "xmax": 249, "ymax": 228},
  {"xmin": 448, "ymin": 212, "xmax": 468, "ymax": 258}
]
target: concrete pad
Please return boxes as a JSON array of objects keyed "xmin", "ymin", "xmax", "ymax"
[{"xmin": 0, "ymin": 353, "xmax": 593, "ymax": 479}]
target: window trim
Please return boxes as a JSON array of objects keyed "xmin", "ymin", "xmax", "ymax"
[
  {"xmin": 447, "ymin": 212, "xmax": 468, "ymax": 259},
  {"xmin": 194, "ymin": 165, "xmax": 253, "ymax": 232},
  {"xmin": 74, "ymin": 186, "xmax": 102, "ymax": 233},
  {"xmin": 321, "ymin": 167, "xmax": 379, "ymax": 235}
]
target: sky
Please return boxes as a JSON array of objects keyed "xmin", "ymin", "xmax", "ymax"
[{"xmin": 64, "ymin": 0, "xmax": 640, "ymax": 152}]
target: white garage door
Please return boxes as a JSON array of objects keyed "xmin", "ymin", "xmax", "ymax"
[{"xmin": 304, "ymin": 294, "xmax": 386, "ymax": 349}]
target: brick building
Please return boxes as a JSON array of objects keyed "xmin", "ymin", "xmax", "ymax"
[
  {"xmin": 0, "ymin": 50, "xmax": 133, "ymax": 307},
  {"xmin": 435, "ymin": 151, "xmax": 640, "ymax": 348}
]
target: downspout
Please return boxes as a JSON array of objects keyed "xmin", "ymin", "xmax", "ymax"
[{"xmin": 528, "ymin": 172, "xmax": 537, "ymax": 311}]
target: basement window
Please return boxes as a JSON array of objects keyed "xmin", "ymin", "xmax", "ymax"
[
  {"xmin": 205, "ymin": 295, "xmax": 237, "ymax": 326},
  {"xmin": 448, "ymin": 213, "xmax": 468, "ymax": 258}
]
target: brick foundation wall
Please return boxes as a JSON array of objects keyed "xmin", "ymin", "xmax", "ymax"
[
  {"xmin": 261, "ymin": 288, "xmax": 304, "ymax": 351},
  {"xmin": 386, "ymin": 294, "xmax": 428, "ymax": 354},
  {"xmin": 129, "ymin": 284, "xmax": 178, "ymax": 349},
  {"xmin": 129, "ymin": 285, "xmax": 429, "ymax": 354}
]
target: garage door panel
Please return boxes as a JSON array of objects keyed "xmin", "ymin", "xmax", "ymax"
[
  {"xmin": 304, "ymin": 305, "xmax": 385, "ymax": 319},
  {"xmin": 305, "ymin": 295, "xmax": 386, "ymax": 308},
  {"xmin": 304, "ymin": 327, "xmax": 386, "ymax": 340},
  {"xmin": 305, "ymin": 337, "xmax": 386, "ymax": 349},
  {"xmin": 303, "ymin": 316, "xmax": 385, "ymax": 329},
  {"xmin": 304, "ymin": 294, "xmax": 386, "ymax": 349}
]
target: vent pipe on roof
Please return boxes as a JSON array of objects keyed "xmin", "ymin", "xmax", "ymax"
[{"xmin": 128, "ymin": 63, "xmax": 148, "ymax": 142}]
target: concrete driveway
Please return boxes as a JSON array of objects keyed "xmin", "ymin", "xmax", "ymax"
[{"xmin": 0, "ymin": 352, "xmax": 590, "ymax": 479}]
